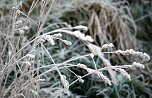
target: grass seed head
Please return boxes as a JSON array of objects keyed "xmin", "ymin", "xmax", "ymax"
[
  {"xmin": 116, "ymin": 68, "xmax": 131, "ymax": 81},
  {"xmin": 53, "ymin": 33, "xmax": 62, "ymax": 38},
  {"xmin": 15, "ymin": 20, "xmax": 23, "ymax": 25},
  {"xmin": 132, "ymin": 62, "xmax": 145, "ymax": 69},
  {"xmin": 115, "ymin": 49, "xmax": 150, "ymax": 61},
  {"xmin": 77, "ymin": 76, "xmax": 84, "ymax": 83},
  {"xmin": 101, "ymin": 43, "xmax": 114, "ymax": 49},
  {"xmin": 77, "ymin": 63, "xmax": 88, "ymax": 69},
  {"xmin": 84, "ymin": 35, "xmax": 94, "ymax": 42},
  {"xmin": 60, "ymin": 75, "xmax": 70, "ymax": 95},
  {"xmin": 62, "ymin": 40, "xmax": 72, "ymax": 46},
  {"xmin": 23, "ymin": 26, "xmax": 29, "ymax": 31},
  {"xmin": 26, "ymin": 53, "xmax": 35, "ymax": 59},
  {"xmin": 19, "ymin": 30, "xmax": 25, "ymax": 34},
  {"xmin": 95, "ymin": 71, "xmax": 112, "ymax": 85},
  {"xmin": 74, "ymin": 25, "xmax": 88, "ymax": 32},
  {"xmin": 90, "ymin": 53, "xmax": 94, "ymax": 58}
]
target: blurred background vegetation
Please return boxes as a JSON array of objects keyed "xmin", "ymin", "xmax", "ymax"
[{"xmin": 0, "ymin": 0, "xmax": 152, "ymax": 98}]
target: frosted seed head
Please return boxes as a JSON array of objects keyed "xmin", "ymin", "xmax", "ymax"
[
  {"xmin": 114, "ymin": 49, "xmax": 150, "ymax": 61},
  {"xmin": 26, "ymin": 53, "xmax": 35, "ymax": 59},
  {"xmin": 37, "ymin": 79, "xmax": 46, "ymax": 82},
  {"xmin": 115, "ymin": 50, "xmax": 122, "ymax": 54},
  {"xmin": 73, "ymin": 31, "xmax": 85, "ymax": 39},
  {"xmin": 77, "ymin": 63, "xmax": 87, "ymax": 69},
  {"xmin": 45, "ymin": 35, "xmax": 55, "ymax": 45},
  {"xmin": 142, "ymin": 53, "xmax": 150, "ymax": 61},
  {"xmin": 24, "ymin": 26, "xmax": 29, "ymax": 30},
  {"xmin": 19, "ymin": 30, "xmax": 25, "ymax": 34},
  {"xmin": 116, "ymin": 68, "xmax": 131, "ymax": 81},
  {"xmin": 95, "ymin": 71, "xmax": 112, "ymax": 85},
  {"xmin": 108, "ymin": 43, "xmax": 114, "ymax": 47},
  {"xmin": 77, "ymin": 76, "xmax": 84, "ymax": 83},
  {"xmin": 102, "ymin": 43, "xmax": 114, "ymax": 49},
  {"xmin": 62, "ymin": 40, "xmax": 72, "ymax": 46},
  {"xmin": 90, "ymin": 53, "xmax": 94, "ymax": 58},
  {"xmin": 74, "ymin": 25, "xmax": 88, "ymax": 31},
  {"xmin": 132, "ymin": 62, "xmax": 145, "ymax": 69},
  {"xmin": 53, "ymin": 33, "xmax": 62, "ymax": 38},
  {"xmin": 16, "ymin": 10, "xmax": 21, "ymax": 15},
  {"xmin": 60, "ymin": 75, "xmax": 70, "ymax": 95},
  {"xmin": 85, "ymin": 35, "xmax": 94, "ymax": 42},
  {"xmin": 37, "ymin": 38, "xmax": 45, "ymax": 44},
  {"xmin": 15, "ymin": 20, "xmax": 23, "ymax": 25}
]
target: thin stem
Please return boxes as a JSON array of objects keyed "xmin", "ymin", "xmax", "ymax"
[{"xmin": 41, "ymin": 44, "xmax": 61, "ymax": 76}]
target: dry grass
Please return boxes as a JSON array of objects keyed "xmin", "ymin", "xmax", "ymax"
[
  {"xmin": 49, "ymin": 0, "xmax": 137, "ymax": 49},
  {"xmin": 0, "ymin": 0, "xmax": 150, "ymax": 98},
  {"xmin": 47, "ymin": 0, "xmax": 139, "ymax": 64}
]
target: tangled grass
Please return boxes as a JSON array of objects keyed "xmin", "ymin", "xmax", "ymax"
[{"xmin": 0, "ymin": 0, "xmax": 151, "ymax": 98}]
